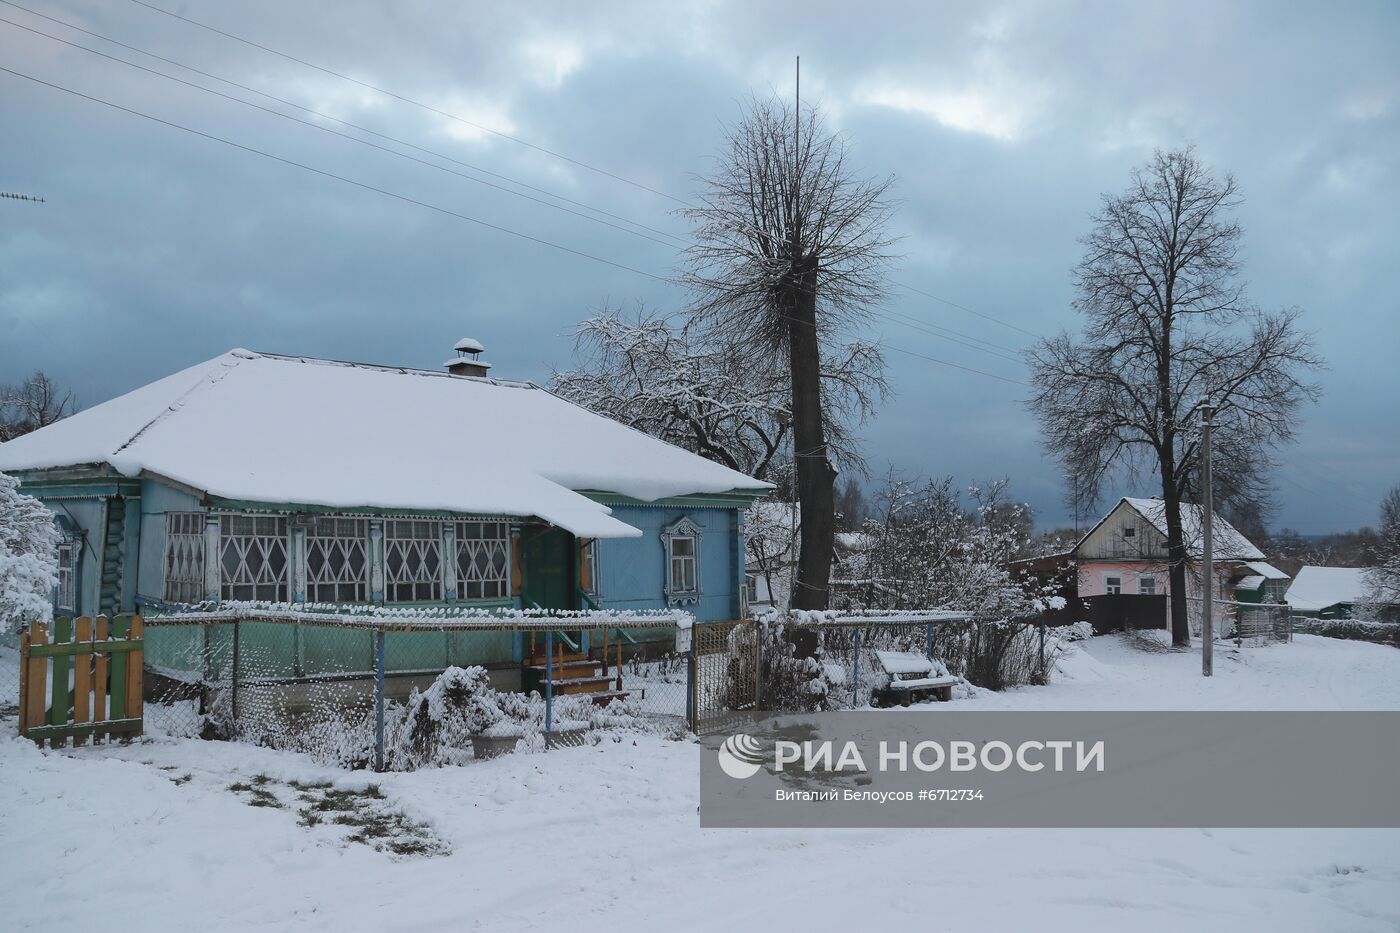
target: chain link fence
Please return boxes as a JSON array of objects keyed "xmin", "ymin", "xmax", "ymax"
[
  {"xmin": 141, "ymin": 609, "xmax": 690, "ymax": 769},
  {"xmin": 689, "ymin": 612, "xmax": 1091, "ymax": 731},
  {"xmin": 0, "ymin": 630, "xmax": 20, "ymax": 717}
]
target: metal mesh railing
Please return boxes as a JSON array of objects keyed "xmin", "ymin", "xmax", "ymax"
[
  {"xmin": 0, "ymin": 632, "xmax": 20, "ymax": 717},
  {"xmin": 141, "ymin": 610, "xmax": 690, "ymax": 768},
  {"xmin": 689, "ymin": 612, "xmax": 1083, "ymax": 730}
]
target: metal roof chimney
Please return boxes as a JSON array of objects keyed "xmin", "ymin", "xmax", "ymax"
[{"xmin": 444, "ymin": 337, "xmax": 491, "ymax": 378}]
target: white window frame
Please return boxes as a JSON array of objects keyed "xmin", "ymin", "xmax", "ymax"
[
  {"xmin": 304, "ymin": 516, "xmax": 371, "ymax": 604},
  {"xmin": 580, "ymin": 537, "xmax": 601, "ymax": 600},
  {"xmin": 660, "ymin": 516, "xmax": 703, "ymax": 606},
  {"xmin": 219, "ymin": 513, "xmax": 289, "ymax": 603},
  {"xmin": 1138, "ymin": 574, "xmax": 1156, "ymax": 595},
  {"xmin": 55, "ymin": 542, "xmax": 76, "ymax": 614},
  {"xmin": 1105, "ymin": 574, "xmax": 1122, "ymax": 595},
  {"xmin": 384, "ymin": 519, "xmax": 444, "ymax": 603},
  {"xmin": 164, "ymin": 512, "xmax": 206, "ymax": 604},
  {"xmin": 455, "ymin": 520, "xmax": 511, "ymax": 602}
]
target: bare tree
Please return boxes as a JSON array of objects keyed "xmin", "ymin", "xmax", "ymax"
[
  {"xmin": 552, "ymin": 306, "xmax": 884, "ymax": 482},
  {"xmin": 682, "ymin": 96, "xmax": 895, "ymax": 610},
  {"xmin": 1364, "ymin": 485, "xmax": 1400, "ymax": 615},
  {"xmin": 1028, "ymin": 148, "xmax": 1321, "ymax": 645},
  {"xmin": 1, "ymin": 370, "xmax": 78, "ymax": 441}
]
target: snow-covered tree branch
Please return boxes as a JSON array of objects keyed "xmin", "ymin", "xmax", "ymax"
[{"xmin": 0, "ymin": 471, "xmax": 60, "ymax": 633}]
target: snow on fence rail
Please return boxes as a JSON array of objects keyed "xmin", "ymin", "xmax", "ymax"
[
  {"xmin": 144, "ymin": 600, "xmax": 693, "ymax": 630},
  {"xmin": 137, "ymin": 604, "xmax": 692, "ymax": 770}
]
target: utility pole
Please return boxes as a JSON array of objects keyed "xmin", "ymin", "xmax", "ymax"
[{"xmin": 1201, "ymin": 401, "xmax": 1215, "ymax": 677}]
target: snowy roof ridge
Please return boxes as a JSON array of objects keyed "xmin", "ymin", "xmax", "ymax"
[
  {"xmin": 112, "ymin": 350, "xmax": 249, "ymax": 459},
  {"xmin": 250, "ymin": 350, "xmax": 535, "ymax": 389}
]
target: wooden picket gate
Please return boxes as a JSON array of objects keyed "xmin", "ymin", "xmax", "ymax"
[{"xmin": 19, "ymin": 615, "xmax": 144, "ymax": 746}]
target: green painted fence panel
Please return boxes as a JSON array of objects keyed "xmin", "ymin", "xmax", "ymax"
[
  {"xmin": 49, "ymin": 616, "xmax": 72, "ymax": 727},
  {"xmin": 109, "ymin": 615, "xmax": 129, "ymax": 721},
  {"xmin": 300, "ymin": 625, "xmax": 374, "ymax": 675}
]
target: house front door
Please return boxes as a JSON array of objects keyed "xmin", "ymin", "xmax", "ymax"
[{"xmin": 522, "ymin": 527, "xmax": 574, "ymax": 610}]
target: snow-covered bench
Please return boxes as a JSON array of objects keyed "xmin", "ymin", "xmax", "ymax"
[{"xmin": 874, "ymin": 650, "xmax": 958, "ymax": 706}]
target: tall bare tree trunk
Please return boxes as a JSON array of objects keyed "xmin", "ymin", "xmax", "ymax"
[
  {"xmin": 1161, "ymin": 457, "xmax": 1192, "ymax": 646},
  {"xmin": 786, "ymin": 257, "xmax": 835, "ymax": 610}
]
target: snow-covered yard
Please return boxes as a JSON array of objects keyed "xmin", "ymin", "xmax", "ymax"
[{"xmin": 2, "ymin": 633, "xmax": 1398, "ymax": 932}]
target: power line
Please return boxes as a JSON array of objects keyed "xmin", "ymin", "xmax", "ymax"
[
  {"xmin": 123, "ymin": 0, "xmax": 1045, "ymax": 345},
  {"xmin": 892, "ymin": 280, "xmax": 1042, "ymax": 339},
  {"xmin": 125, "ymin": 0, "xmax": 690, "ymax": 205},
  {"xmin": 0, "ymin": 0, "xmax": 687, "ymax": 248},
  {"xmin": 0, "ymin": 10, "xmax": 687, "ymax": 251},
  {"xmin": 0, "ymin": 64, "xmax": 673, "ymax": 283},
  {"xmin": 879, "ymin": 343, "xmax": 1029, "ymax": 388}
]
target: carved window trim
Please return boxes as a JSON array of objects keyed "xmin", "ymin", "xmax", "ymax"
[{"xmin": 661, "ymin": 516, "xmax": 703, "ymax": 606}]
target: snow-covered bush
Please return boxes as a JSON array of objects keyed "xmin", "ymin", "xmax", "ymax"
[
  {"xmin": 1293, "ymin": 617, "xmax": 1400, "ymax": 649},
  {"xmin": 0, "ymin": 471, "xmax": 59, "ymax": 634}
]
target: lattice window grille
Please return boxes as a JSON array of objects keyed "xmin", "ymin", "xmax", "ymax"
[
  {"xmin": 305, "ymin": 516, "xmax": 370, "ymax": 603},
  {"xmin": 385, "ymin": 519, "xmax": 443, "ymax": 602},
  {"xmin": 164, "ymin": 512, "xmax": 206, "ymax": 603},
  {"xmin": 454, "ymin": 521, "xmax": 510, "ymax": 601},
  {"xmin": 219, "ymin": 514, "xmax": 289, "ymax": 602}
]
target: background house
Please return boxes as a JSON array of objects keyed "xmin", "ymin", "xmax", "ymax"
[
  {"xmin": 1286, "ymin": 565, "xmax": 1397, "ymax": 620},
  {"xmin": 0, "ymin": 346, "xmax": 769, "ymax": 687},
  {"xmin": 1072, "ymin": 497, "xmax": 1284, "ymax": 632}
]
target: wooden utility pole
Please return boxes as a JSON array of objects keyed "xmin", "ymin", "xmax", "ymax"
[{"xmin": 1201, "ymin": 402, "xmax": 1215, "ymax": 677}]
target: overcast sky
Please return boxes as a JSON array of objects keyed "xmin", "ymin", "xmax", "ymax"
[{"xmin": 2, "ymin": 1, "xmax": 1396, "ymax": 533}]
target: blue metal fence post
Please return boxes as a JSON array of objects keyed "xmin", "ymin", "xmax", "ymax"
[
  {"xmin": 373, "ymin": 627, "xmax": 386, "ymax": 772},
  {"xmin": 545, "ymin": 629, "xmax": 554, "ymax": 743},
  {"xmin": 851, "ymin": 628, "xmax": 862, "ymax": 707}
]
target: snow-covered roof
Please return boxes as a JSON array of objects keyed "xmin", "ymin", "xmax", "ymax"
[
  {"xmin": 836, "ymin": 531, "xmax": 873, "ymax": 551},
  {"xmin": 1285, "ymin": 566, "xmax": 1370, "ymax": 611},
  {"xmin": 1244, "ymin": 560, "xmax": 1289, "ymax": 580},
  {"xmin": 1234, "ymin": 575, "xmax": 1266, "ymax": 591},
  {"xmin": 1117, "ymin": 497, "xmax": 1265, "ymax": 561},
  {"xmin": 0, "ymin": 350, "xmax": 769, "ymax": 538}
]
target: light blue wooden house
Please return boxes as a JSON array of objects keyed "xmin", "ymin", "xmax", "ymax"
[{"xmin": 0, "ymin": 346, "xmax": 769, "ymax": 694}]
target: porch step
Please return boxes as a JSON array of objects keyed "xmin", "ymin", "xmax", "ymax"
[
  {"xmin": 524, "ymin": 651, "xmax": 591, "ymax": 666},
  {"xmin": 549, "ymin": 675, "xmax": 618, "ymax": 695},
  {"xmin": 524, "ymin": 660, "xmax": 600, "ymax": 677}
]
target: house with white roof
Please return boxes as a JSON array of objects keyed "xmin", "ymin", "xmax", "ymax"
[
  {"xmin": 1285, "ymin": 566, "xmax": 1382, "ymax": 619},
  {"xmin": 0, "ymin": 345, "xmax": 770, "ymax": 684},
  {"xmin": 1072, "ymin": 497, "xmax": 1286, "ymax": 631}
]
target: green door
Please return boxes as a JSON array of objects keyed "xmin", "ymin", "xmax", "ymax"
[{"xmin": 521, "ymin": 527, "xmax": 574, "ymax": 610}]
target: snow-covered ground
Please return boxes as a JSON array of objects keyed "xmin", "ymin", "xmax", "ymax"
[{"xmin": 2, "ymin": 633, "xmax": 1398, "ymax": 932}]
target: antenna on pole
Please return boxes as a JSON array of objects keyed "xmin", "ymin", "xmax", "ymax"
[{"xmin": 1, "ymin": 191, "xmax": 45, "ymax": 203}]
